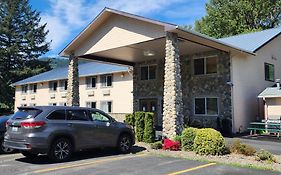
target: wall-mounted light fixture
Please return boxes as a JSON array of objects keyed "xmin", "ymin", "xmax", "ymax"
[{"xmin": 143, "ymin": 50, "xmax": 155, "ymax": 57}]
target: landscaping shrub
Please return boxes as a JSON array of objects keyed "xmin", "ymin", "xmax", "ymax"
[
  {"xmin": 135, "ymin": 112, "xmax": 145, "ymax": 142},
  {"xmin": 173, "ymin": 135, "xmax": 182, "ymax": 143},
  {"xmin": 193, "ymin": 128, "xmax": 226, "ymax": 155},
  {"xmin": 124, "ymin": 113, "xmax": 135, "ymax": 127},
  {"xmin": 230, "ymin": 139, "xmax": 256, "ymax": 156},
  {"xmin": 150, "ymin": 141, "xmax": 162, "ymax": 150},
  {"xmin": 255, "ymin": 150, "xmax": 276, "ymax": 162},
  {"xmin": 181, "ymin": 127, "xmax": 198, "ymax": 151},
  {"xmin": 143, "ymin": 112, "xmax": 155, "ymax": 143}
]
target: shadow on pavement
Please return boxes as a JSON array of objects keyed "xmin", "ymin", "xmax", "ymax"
[{"xmin": 15, "ymin": 145, "xmax": 146, "ymax": 165}]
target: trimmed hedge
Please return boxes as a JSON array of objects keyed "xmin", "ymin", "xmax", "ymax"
[
  {"xmin": 124, "ymin": 114, "xmax": 135, "ymax": 127},
  {"xmin": 143, "ymin": 112, "xmax": 155, "ymax": 143},
  {"xmin": 181, "ymin": 127, "xmax": 198, "ymax": 151},
  {"xmin": 135, "ymin": 112, "xmax": 145, "ymax": 142},
  {"xmin": 230, "ymin": 139, "xmax": 256, "ymax": 156},
  {"xmin": 193, "ymin": 128, "xmax": 226, "ymax": 155},
  {"xmin": 150, "ymin": 141, "xmax": 162, "ymax": 150}
]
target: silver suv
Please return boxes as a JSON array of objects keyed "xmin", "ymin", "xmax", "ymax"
[{"xmin": 4, "ymin": 106, "xmax": 135, "ymax": 162}]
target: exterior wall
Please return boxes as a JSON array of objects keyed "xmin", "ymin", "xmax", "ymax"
[
  {"xmin": 181, "ymin": 51, "xmax": 232, "ymax": 133},
  {"xmin": 266, "ymin": 98, "xmax": 281, "ymax": 117},
  {"xmin": 232, "ymin": 36, "xmax": 281, "ymax": 133},
  {"xmin": 14, "ymin": 71, "xmax": 133, "ymax": 115}
]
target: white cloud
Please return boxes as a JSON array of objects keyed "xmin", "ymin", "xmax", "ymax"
[{"xmin": 41, "ymin": 0, "xmax": 205, "ymax": 54}]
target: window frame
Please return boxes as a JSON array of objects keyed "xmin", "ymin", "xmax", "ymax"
[
  {"xmin": 140, "ymin": 64, "xmax": 157, "ymax": 80},
  {"xmin": 100, "ymin": 101, "xmax": 112, "ymax": 113},
  {"xmin": 86, "ymin": 101, "xmax": 97, "ymax": 109},
  {"xmin": 193, "ymin": 55, "xmax": 218, "ymax": 75},
  {"xmin": 59, "ymin": 80, "xmax": 68, "ymax": 91},
  {"xmin": 100, "ymin": 74, "xmax": 112, "ymax": 88},
  {"xmin": 86, "ymin": 76, "xmax": 97, "ymax": 89},
  {"xmin": 21, "ymin": 85, "xmax": 28, "ymax": 94},
  {"xmin": 194, "ymin": 97, "xmax": 219, "ymax": 116},
  {"xmin": 49, "ymin": 81, "xmax": 58, "ymax": 92},
  {"xmin": 29, "ymin": 84, "xmax": 37, "ymax": 94},
  {"xmin": 264, "ymin": 63, "xmax": 275, "ymax": 82}
]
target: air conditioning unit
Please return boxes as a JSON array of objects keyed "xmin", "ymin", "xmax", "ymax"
[
  {"xmin": 21, "ymin": 96, "xmax": 26, "ymax": 100},
  {"xmin": 61, "ymin": 92, "xmax": 67, "ymax": 98},
  {"xmin": 31, "ymin": 95, "xmax": 35, "ymax": 100},
  {"xmin": 50, "ymin": 94, "xmax": 56, "ymax": 99},
  {"xmin": 102, "ymin": 90, "xmax": 110, "ymax": 96},
  {"xmin": 87, "ymin": 91, "xmax": 95, "ymax": 97}
]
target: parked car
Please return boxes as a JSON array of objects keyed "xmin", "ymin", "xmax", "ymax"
[
  {"xmin": 0, "ymin": 114, "xmax": 14, "ymax": 154},
  {"xmin": 4, "ymin": 106, "xmax": 135, "ymax": 162}
]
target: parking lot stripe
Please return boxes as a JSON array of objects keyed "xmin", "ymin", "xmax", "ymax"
[
  {"xmin": 0, "ymin": 153, "xmax": 22, "ymax": 159},
  {"xmin": 33, "ymin": 153, "xmax": 148, "ymax": 173},
  {"xmin": 166, "ymin": 162, "xmax": 216, "ymax": 175}
]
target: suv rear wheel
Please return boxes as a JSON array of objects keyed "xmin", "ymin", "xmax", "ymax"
[
  {"xmin": 48, "ymin": 138, "xmax": 73, "ymax": 162},
  {"xmin": 0, "ymin": 140, "xmax": 14, "ymax": 154},
  {"xmin": 117, "ymin": 134, "xmax": 132, "ymax": 154},
  {"xmin": 21, "ymin": 151, "xmax": 38, "ymax": 158}
]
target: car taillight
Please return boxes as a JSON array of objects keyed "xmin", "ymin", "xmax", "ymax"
[{"xmin": 20, "ymin": 121, "xmax": 46, "ymax": 129}]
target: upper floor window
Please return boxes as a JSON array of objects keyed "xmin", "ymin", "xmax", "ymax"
[
  {"xmin": 141, "ymin": 65, "xmax": 156, "ymax": 80},
  {"xmin": 21, "ymin": 85, "xmax": 28, "ymax": 94},
  {"xmin": 265, "ymin": 63, "xmax": 274, "ymax": 82},
  {"xmin": 59, "ymin": 80, "xmax": 68, "ymax": 91},
  {"xmin": 49, "ymin": 81, "xmax": 58, "ymax": 91},
  {"xmin": 194, "ymin": 97, "xmax": 218, "ymax": 115},
  {"xmin": 30, "ymin": 84, "xmax": 37, "ymax": 93},
  {"xmin": 86, "ymin": 101, "xmax": 96, "ymax": 108},
  {"xmin": 194, "ymin": 56, "xmax": 218, "ymax": 75},
  {"xmin": 100, "ymin": 101, "xmax": 112, "ymax": 113},
  {"xmin": 101, "ymin": 75, "xmax": 112, "ymax": 87},
  {"xmin": 86, "ymin": 76, "xmax": 96, "ymax": 88}
]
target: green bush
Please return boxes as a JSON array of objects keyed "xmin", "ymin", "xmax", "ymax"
[
  {"xmin": 193, "ymin": 128, "xmax": 226, "ymax": 155},
  {"xmin": 173, "ymin": 135, "xmax": 182, "ymax": 143},
  {"xmin": 124, "ymin": 113, "xmax": 135, "ymax": 127},
  {"xmin": 230, "ymin": 139, "xmax": 256, "ymax": 156},
  {"xmin": 135, "ymin": 112, "xmax": 145, "ymax": 142},
  {"xmin": 255, "ymin": 150, "xmax": 276, "ymax": 162},
  {"xmin": 143, "ymin": 112, "xmax": 155, "ymax": 143},
  {"xmin": 181, "ymin": 127, "xmax": 198, "ymax": 151},
  {"xmin": 150, "ymin": 141, "xmax": 162, "ymax": 150}
]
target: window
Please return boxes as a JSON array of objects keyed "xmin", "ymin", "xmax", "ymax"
[
  {"xmin": 101, "ymin": 75, "xmax": 112, "ymax": 87},
  {"xmin": 49, "ymin": 81, "xmax": 58, "ymax": 91},
  {"xmin": 66, "ymin": 110, "xmax": 89, "ymax": 121},
  {"xmin": 29, "ymin": 103, "xmax": 36, "ymax": 106},
  {"xmin": 265, "ymin": 63, "xmax": 274, "ymax": 81},
  {"xmin": 195, "ymin": 98, "xmax": 218, "ymax": 115},
  {"xmin": 20, "ymin": 104, "xmax": 27, "ymax": 107},
  {"xmin": 58, "ymin": 102, "xmax": 67, "ymax": 106},
  {"xmin": 12, "ymin": 108, "xmax": 42, "ymax": 120},
  {"xmin": 21, "ymin": 85, "xmax": 28, "ymax": 94},
  {"xmin": 100, "ymin": 101, "xmax": 112, "ymax": 113},
  {"xmin": 30, "ymin": 84, "xmax": 37, "ymax": 93},
  {"xmin": 89, "ymin": 111, "xmax": 110, "ymax": 122},
  {"xmin": 47, "ymin": 110, "xmax": 66, "ymax": 120},
  {"xmin": 86, "ymin": 102, "xmax": 96, "ymax": 108},
  {"xmin": 86, "ymin": 76, "xmax": 96, "ymax": 88},
  {"xmin": 141, "ymin": 65, "xmax": 156, "ymax": 80},
  {"xmin": 59, "ymin": 80, "xmax": 68, "ymax": 91},
  {"xmin": 49, "ymin": 103, "xmax": 57, "ymax": 106},
  {"xmin": 194, "ymin": 56, "xmax": 218, "ymax": 75}
]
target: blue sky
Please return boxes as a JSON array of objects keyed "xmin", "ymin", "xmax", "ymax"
[{"xmin": 29, "ymin": 0, "xmax": 207, "ymax": 57}]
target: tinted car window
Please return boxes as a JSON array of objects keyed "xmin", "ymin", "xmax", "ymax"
[
  {"xmin": 90, "ymin": 111, "xmax": 110, "ymax": 122},
  {"xmin": 11, "ymin": 109, "xmax": 42, "ymax": 120},
  {"xmin": 66, "ymin": 110, "xmax": 89, "ymax": 121},
  {"xmin": 47, "ymin": 110, "xmax": 66, "ymax": 120}
]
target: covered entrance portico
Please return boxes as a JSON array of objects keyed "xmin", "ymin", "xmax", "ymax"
[{"xmin": 60, "ymin": 8, "xmax": 253, "ymax": 138}]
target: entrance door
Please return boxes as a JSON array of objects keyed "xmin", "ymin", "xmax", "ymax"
[{"xmin": 139, "ymin": 99, "xmax": 159, "ymax": 126}]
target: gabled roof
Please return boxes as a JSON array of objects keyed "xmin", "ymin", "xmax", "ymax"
[
  {"xmin": 219, "ymin": 27, "xmax": 281, "ymax": 52},
  {"xmin": 12, "ymin": 62, "xmax": 129, "ymax": 86},
  {"xmin": 258, "ymin": 86, "xmax": 281, "ymax": 98}
]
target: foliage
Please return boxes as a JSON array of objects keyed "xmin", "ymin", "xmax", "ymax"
[
  {"xmin": 143, "ymin": 112, "xmax": 155, "ymax": 143},
  {"xmin": 195, "ymin": 0, "xmax": 281, "ymax": 38},
  {"xmin": 193, "ymin": 128, "xmax": 226, "ymax": 155},
  {"xmin": 230, "ymin": 139, "xmax": 256, "ymax": 156},
  {"xmin": 135, "ymin": 112, "xmax": 145, "ymax": 142},
  {"xmin": 0, "ymin": 0, "xmax": 50, "ymax": 109},
  {"xmin": 150, "ymin": 141, "xmax": 162, "ymax": 150},
  {"xmin": 124, "ymin": 113, "xmax": 135, "ymax": 127},
  {"xmin": 181, "ymin": 127, "xmax": 198, "ymax": 151},
  {"xmin": 255, "ymin": 149, "xmax": 276, "ymax": 162},
  {"xmin": 173, "ymin": 135, "xmax": 182, "ymax": 143}
]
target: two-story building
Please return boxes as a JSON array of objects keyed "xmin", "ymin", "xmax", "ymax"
[{"xmin": 13, "ymin": 61, "xmax": 133, "ymax": 121}]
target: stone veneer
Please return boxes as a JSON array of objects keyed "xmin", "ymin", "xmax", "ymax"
[{"xmin": 66, "ymin": 53, "xmax": 80, "ymax": 106}]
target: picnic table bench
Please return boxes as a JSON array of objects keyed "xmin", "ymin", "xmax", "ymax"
[{"xmin": 248, "ymin": 121, "xmax": 281, "ymax": 137}]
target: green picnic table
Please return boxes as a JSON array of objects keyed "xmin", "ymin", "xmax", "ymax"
[{"xmin": 248, "ymin": 121, "xmax": 281, "ymax": 137}]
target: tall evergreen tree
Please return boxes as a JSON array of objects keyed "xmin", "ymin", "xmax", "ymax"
[
  {"xmin": 195, "ymin": 0, "xmax": 281, "ymax": 38},
  {"xmin": 0, "ymin": 0, "xmax": 50, "ymax": 109}
]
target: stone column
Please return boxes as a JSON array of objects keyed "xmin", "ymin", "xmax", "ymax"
[
  {"xmin": 163, "ymin": 32, "xmax": 183, "ymax": 139},
  {"xmin": 66, "ymin": 53, "xmax": 80, "ymax": 106}
]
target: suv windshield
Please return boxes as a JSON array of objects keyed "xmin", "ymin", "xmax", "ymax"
[{"xmin": 11, "ymin": 108, "xmax": 42, "ymax": 120}]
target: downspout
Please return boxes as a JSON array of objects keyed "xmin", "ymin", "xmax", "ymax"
[{"xmin": 229, "ymin": 52, "xmax": 235, "ymax": 134}]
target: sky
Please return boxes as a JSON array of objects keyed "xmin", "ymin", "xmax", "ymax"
[{"xmin": 29, "ymin": 0, "xmax": 207, "ymax": 57}]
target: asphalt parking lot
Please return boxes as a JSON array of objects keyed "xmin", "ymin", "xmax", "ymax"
[{"xmin": 0, "ymin": 148, "xmax": 280, "ymax": 175}]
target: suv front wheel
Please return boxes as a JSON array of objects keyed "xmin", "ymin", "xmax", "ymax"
[
  {"xmin": 117, "ymin": 134, "xmax": 132, "ymax": 154},
  {"xmin": 48, "ymin": 138, "xmax": 73, "ymax": 162}
]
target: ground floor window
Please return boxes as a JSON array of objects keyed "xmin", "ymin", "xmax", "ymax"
[
  {"xmin": 86, "ymin": 101, "xmax": 96, "ymax": 108},
  {"xmin": 49, "ymin": 103, "xmax": 57, "ymax": 106},
  {"xmin": 194, "ymin": 97, "xmax": 218, "ymax": 115},
  {"xmin": 100, "ymin": 101, "xmax": 112, "ymax": 113}
]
